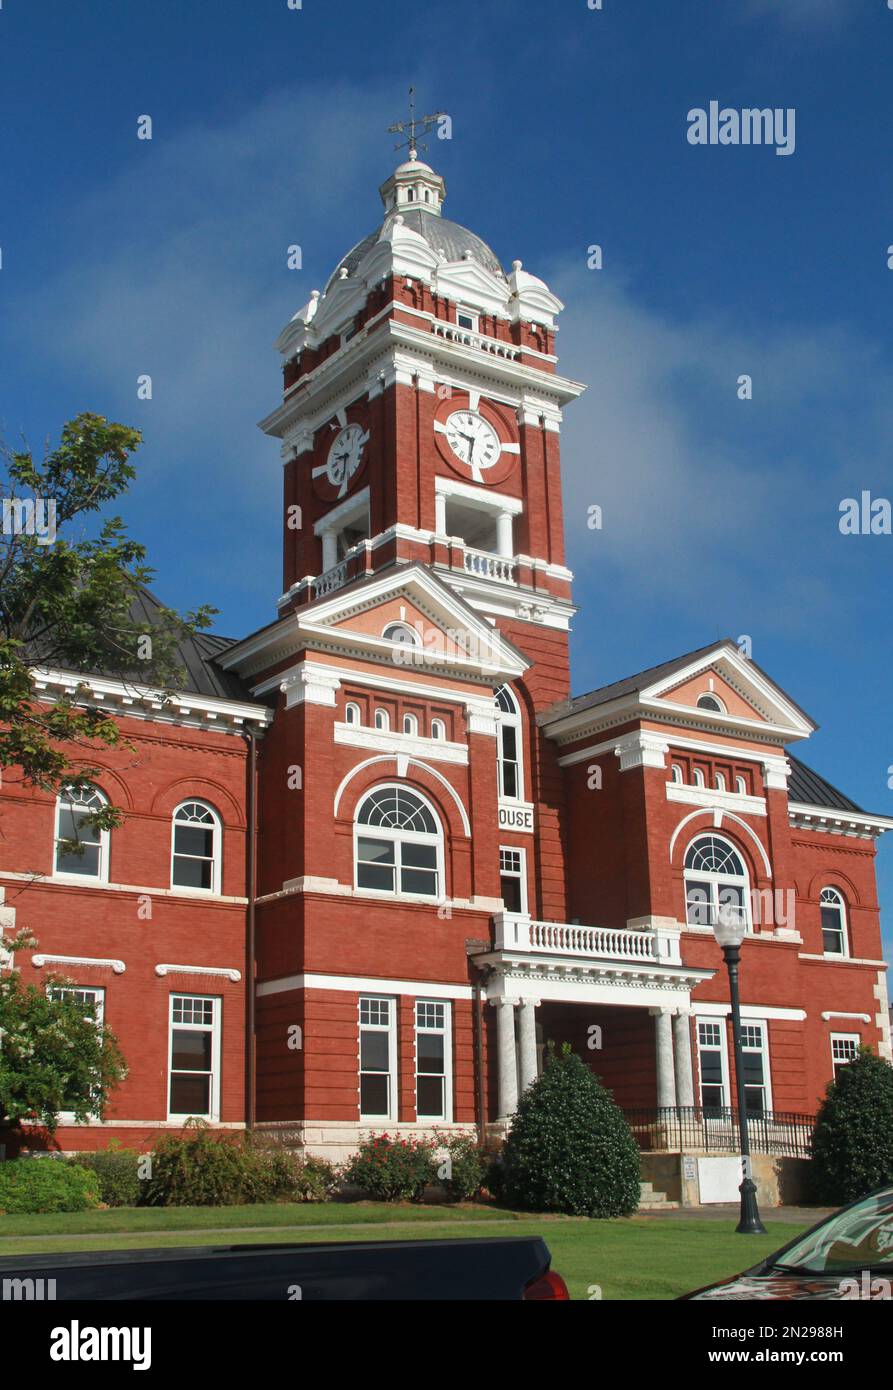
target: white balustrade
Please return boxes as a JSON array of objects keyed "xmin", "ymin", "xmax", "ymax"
[
  {"xmin": 493, "ymin": 914, "xmax": 682, "ymax": 966},
  {"xmin": 463, "ymin": 548, "xmax": 516, "ymax": 583}
]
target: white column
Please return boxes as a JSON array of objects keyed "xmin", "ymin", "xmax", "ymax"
[
  {"xmin": 652, "ymin": 1007, "xmax": 677, "ymax": 1109},
  {"xmin": 434, "ymin": 491, "xmax": 447, "ymax": 536},
  {"xmin": 496, "ymin": 510, "xmax": 513, "ymax": 558},
  {"xmin": 495, "ymin": 999, "xmax": 519, "ymax": 1119},
  {"xmin": 518, "ymin": 998, "xmax": 540, "ymax": 1093},
  {"xmin": 673, "ymin": 1010, "xmax": 695, "ymax": 1108},
  {"xmin": 321, "ymin": 529, "xmax": 338, "ymax": 572}
]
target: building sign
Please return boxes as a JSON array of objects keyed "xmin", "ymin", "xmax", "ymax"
[{"xmin": 498, "ymin": 800, "xmax": 534, "ymax": 834}]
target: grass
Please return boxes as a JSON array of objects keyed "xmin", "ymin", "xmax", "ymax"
[{"xmin": 0, "ymin": 1202, "xmax": 811, "ymax": 1299}]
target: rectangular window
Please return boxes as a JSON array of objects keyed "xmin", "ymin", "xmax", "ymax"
[
  {"xmin": 456, "ymin": 308, "xmax": 478, "ymax": 332},
  {"xmin": 49, "ymin": 986, "xmax": 105, "ymax": 1119},
  {"xmin": 696, "ymin": 1019, "xmax": 728, "ymax": 1111},
  {"xmin": 821, "ymin": 905, "xmax": 846, "ymax": 955},
  {"xmin": 359, "ymin": 996, "xmax": 396, "ymax": 1120},
  {"xmin": 168, "ymin": 995, "xmax": 220, "ymax": 1120},
  {"xmin": 739, "ymin": 1022, "xmax": 771, "ymax": 1115},
  {"xmin": 831, "ymin": 1033, "xmax": 860, "ymax": 1075},
  {"xmin": 499, "ymin": 847, "xmax": 527, "ymax": 915},
  {"xmin": 415, "ymin": 1000, "xmax": 452, "ymax": 1121}
]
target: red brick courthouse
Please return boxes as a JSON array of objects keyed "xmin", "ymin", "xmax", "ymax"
[{"xmin": 2, "ymin": 152, "xmax": 890, "ymax": 1199}]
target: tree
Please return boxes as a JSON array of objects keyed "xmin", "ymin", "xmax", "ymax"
[
  {"xmin": 1, "ymin": 412, "xmax": 214, "ymax": 838},
  {"xmin": 500, "ymin": 1043, "xmax": 641, "ymax": 1218},
  {"xmin": 0, "ymin": 935, "xmax": 127, "ymax": 1133},
  {"xmin": 810, "ymin": 1048, "xmax": 893, "ymax": 1205}
]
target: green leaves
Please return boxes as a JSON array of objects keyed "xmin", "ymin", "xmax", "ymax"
[
  {"xmin": 501, "ymin": 1045, "xmax": 642, "ymax": 1218},
  {"xmin": 0, "ymin": 965, "xmax": 127, "ymax": 1132},
  {"xmin": 810, "ymin": 1048, "xmax": 893, "ymax": 1204},
  {"xmin": 1, "ymin": 412, "xmax": 216, "ymax": 795}
]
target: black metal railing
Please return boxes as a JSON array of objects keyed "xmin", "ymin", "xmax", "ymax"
[{"xmin": 623, "ymin": 1106, "xmax": 814, "ymax": 1159}]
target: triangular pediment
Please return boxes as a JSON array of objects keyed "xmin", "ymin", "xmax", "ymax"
[
  {"xmin": 642, "ymin": 642, "xmax": 815, "ymax": 738},
  {"xmin": 295, "ymin": 564, "xmax": 529, "ymax": 682}
]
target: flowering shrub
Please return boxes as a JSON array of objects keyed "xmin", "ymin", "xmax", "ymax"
[
  {"xmin": 344, "ymin": 1133, "xmax": 437, "ymax": 1201},
  {"xmin": 432, "ymin": 1131, "xmax": 485, "ymax": 1202}
]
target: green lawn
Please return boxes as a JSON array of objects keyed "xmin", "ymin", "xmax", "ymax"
[{"xmin": 0, "ymin": 1203, "xmax": 811, "ymax": 1299}]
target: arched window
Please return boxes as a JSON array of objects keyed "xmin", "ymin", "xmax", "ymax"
[
  {"xmin": 684, "ymin": 834, "xmax": 750, "ymax": 932},
  {"xmin": 697, "ymin": 693, "xmax": 725, "ymax": 713},
  {"xmin": 345, "ymin": 702, "xmax": 361, "ymax": 726},
  {"xmin": 54, "ymin": 783, "xmax": 109, "ymax": 881},
  {"xmin": 715, "ymin": 772, "xmax": 727, "ymax": 792},
  {"xmin": 495, "ymin": 685, "xmax": 523, "ymax": 800},
  {"xmin": 382, "ymin": 621, "xmax": 420, "ymax": 649},
  {"xmin": 374, "ymin": 708, "xmax": 390, "ymax": 732},
  {"xmin": 671, "ymin": 764, "xmax": 683, "ymax": 784},
  {"xmin": 354, "ymin": 786, "xmax": 442, "ymax": 899},
  {"xmin": 171, "ymin": 801, "xmax": 221, "ymax": 893},
  {"xmin": 735, "ymin": 775, "xmax": 747, "ymax": 796},
  {"xmin": 820, "ymin": 887, "xmax": 848, "ymax": 956},
  {"xmin": 692, "ymin": 768, "xmax": 706, "ymax": 789},
  {"xmin": 402, "ymin": 713, "xmax": 418, "ymax": 737},
  {"xmin": 431, "ymin": 718, "xmax": 446, "ymax": 741}
]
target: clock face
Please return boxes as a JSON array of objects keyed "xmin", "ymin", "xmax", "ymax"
[
  {"xmin": 314, "ymin": 424, "xmax": 370, "ymax": 499},
  {"xmin": 444, "ymin": 410, "xmax": 502, "ymax": 483}
]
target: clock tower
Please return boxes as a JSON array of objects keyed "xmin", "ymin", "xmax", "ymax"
[{"xmin": 259, "ymin": 146, "xmax": 585, "ymax": 707}]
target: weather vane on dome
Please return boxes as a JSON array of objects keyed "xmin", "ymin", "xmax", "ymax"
[{"xmin": 387, "ymin": 86, "xmax": 445, "ymax": 159}]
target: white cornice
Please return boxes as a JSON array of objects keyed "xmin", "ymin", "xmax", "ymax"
[
  {"xmin": 788, "ymin": 803, "xmax": 893, "ymax": 840},
  {"xmin": 155, "ymin": 963, "xmax": 242, "ymax": 982},
  {"xmin": 30, "ymin": 667, "xmax": 270, "ymax": 734},
  {"xmin": 32, "ymin": 952, "xmax": 126, "ymax": 974},
  {"xmin": 667, "ymin": 783, "xmax": 767, "ymax": 817}
]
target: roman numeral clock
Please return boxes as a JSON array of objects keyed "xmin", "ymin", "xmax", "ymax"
[
  {"xmin": 433, "ymin": 392, "xmax": 520, "ymax": 486},
  {"xmin": 312, "ymin": 409, "xmax": 371, "ymax": 501}
]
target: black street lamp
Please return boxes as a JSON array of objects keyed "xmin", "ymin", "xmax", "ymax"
[{"xmin": 712, "ymin": 907, "xmax": 767, "ymax": 1236}]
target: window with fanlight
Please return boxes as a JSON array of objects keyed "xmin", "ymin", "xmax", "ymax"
[
  {"xmin": 171, "ymin": 800, "xmax": 221, "ymax": 893},
  {"xmin": 495, "ymin": 684, "xmax": 523, "ymax": 800},
  {"xmin": 820, "ymin": 886, "xmax": 848, "ymax": 957},
  {"xmin": 354, "ymin": 785, "xmax": 443, "ymax": 899},
  {"xmin": 54, "ymin": 783, "xmax": 109, "ymax": 881},
  {"xmin": 684, "ymin": 834, "xmax": 751, "ymax": 932}
]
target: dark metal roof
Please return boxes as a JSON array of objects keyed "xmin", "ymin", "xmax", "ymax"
[
  {"xmin": 541, "ymin": 640, "xmax": 729, "ymax": 723},
  {"xmin": 787, "ymin": 756, "xmax": 864, "ymax": 813},
  {"xmin": 326, "ymin": 209, "xmax": 507, "ymax": 293},
  {"xmin": 122, "ymin": 589, "xmax": 253, "ymax": 702}
]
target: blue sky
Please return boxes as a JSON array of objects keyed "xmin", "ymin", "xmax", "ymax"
[{"xmin": 1, "ymin": 0, "xmax": 891, "ymax": 956}]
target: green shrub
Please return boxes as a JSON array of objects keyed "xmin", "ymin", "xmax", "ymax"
[
  {"xmin": 344, "ymin": 1133, "xmax": 437, "ymax": 1201},
  {"xmin": 140, "ymin": 1127, "xmax": 339, "ymax": 1207},
  {"xmin": 500, "ymin": 1043, "xmax": 641, "ymax": 1217},
  {"xmin": 433, "ymin": 1132, "xmax": 485, "ymax": 1202},
  {"xmin": 70, "ymin": 1145, "xmax": 141, "ymax": 1207},
  {"xmin": 0, "ymin": 1158, "xmax": 100, "ymax": 1213},
  {"xmin": 810, "ymin": 1048, "xmax": 893, "ymax": 1205},
  {"xmin": 293, "ymin": 1155, "xmax": 340, "ymax": 1202}
]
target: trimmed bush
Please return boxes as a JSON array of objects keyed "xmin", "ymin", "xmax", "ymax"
[
  {"xmin": 70, "ymin": 1146, "xmax": 141, "ymax": 1208},
  {"xmin": 0, "ymin": 1158, "xmax": 100, "ymax": 1213},
  {"xmin": 433, "ymin": 1132, "xmax": 485, "ymax": 1202},
  {"xmin": 810, "ymin": 1048, "xmax": 893, "ymax": 1205},
  {"xmin": 140, "ymin": 1128, "xmax": 339, "ymax": 1207},
  {"xmin": 500, "ymin": 1043, "xmax": 641, "ymax": 1217},
  {"xmin": 344, "ymin": 1133, "xmax": 437, "ymax": 1201}
]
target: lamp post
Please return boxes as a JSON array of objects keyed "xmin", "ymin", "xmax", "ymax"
[{"xmin": 712, "ymin": 906, "xmax": 767, "ymax": 1235}]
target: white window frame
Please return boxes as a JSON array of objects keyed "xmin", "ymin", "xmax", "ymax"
[
  {"xmin": 374, "ymin": 708, "xmax": 390, "ymax": 732},
  {"xmin": 167, "ymin": 994, "xmax": 221, "ymax": 1122},
  {"xmin": 715, "ymin": 772, "xmax": 726, "ymax": 792},
  {"xmin": 53, "ymin": 783, "xmax": 109, "ymax": 884},
  {"xmin": 820, "ymin": 886, "xmax": 849, "ymax": 958},
  {"xmin": 739, "ymin": 1020, "xmax": 773, "ymax": 1113},
  {"xmin": 830, "ymin": 1032, "xmax": 860, "ymax": 1076},
  {"xmin": 499, "ymin": 845, "xmax": 528, "ymax": 915},
  {"xmin": 382, "ymin": 621, "xmax": 421, "ymax": 649},
  {"xmin": 735, "ymin": 775, "xmax": 747, "ymax": 796},
  {"xmin": 495, "ymin": 685, "xmax": 524, "ymax": 802},
  {"xmin": 402, "ymin": 713, "xmax": 419, "ymax": 737},
  {"xmin": 692, "ymin": 768, "xmax": 706, "ymax": 789},
  {"xmin": 697, "ymin": 693, "xmax": 726, "ymax": 713},
  {"xmin": 414, "ymin": 999, "xmax": 453, "ymax": 1122},
  {"xmin": 48, "ymin": 985, "xmax": 106, "ymax": 1122},
  {"xmin": 695, "ymin": 1016, "xmax": 731, "ymax": 1110},
  {"xmin": 359, "ymin": 995, "xmax": 397, "ymax": 1121},
  {"xmin": 353, "ymin": 783, "xmax": 444, "ymax": 902},
  {"xmin": 345, "ymin": 701, "xmax": 361, "ymax": 726},
  {"xmin": 684, "ymin": 833, "xmax": 752, "ymax": 934},
  {"xmin": 431, "ymin": 718, "xmax": 446, "ymax": 741},
  {"xmin": 170, "ymin": 799, "xmax": 222, "ymax": 895},
  {"xmin": 456, "ymin": 306, "xmax": 479, "ymax": 333},
  {"xmin": 670, "ymin": 763, "xmax": 683, "ymax": 784}
]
